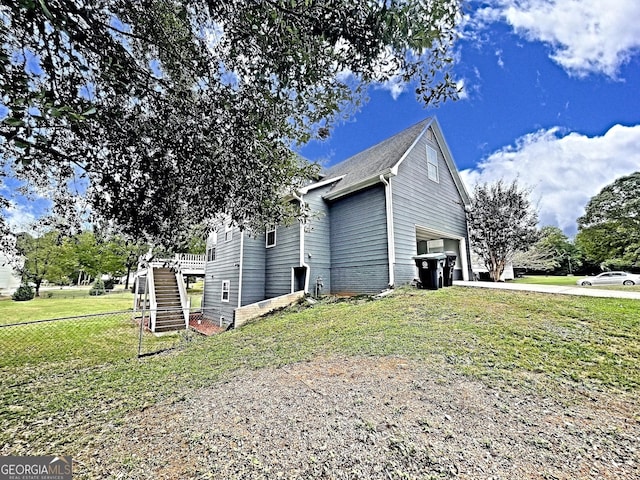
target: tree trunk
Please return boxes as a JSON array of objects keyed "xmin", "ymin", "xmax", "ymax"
[
  {"xmin": 490, "ymin": 260, "xmax": 505, "ymax": 282},
  {"xmin": 125, "ymin": 264, "xmax": 132, "ymax": 290}
]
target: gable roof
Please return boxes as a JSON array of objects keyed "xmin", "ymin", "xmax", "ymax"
[
  {"xmin": 322, "ymin": 118, "xmax": 432, "ymax": 192},
  {"xmin": 316, "ymin": 117, "xmax": 470, "ymax": 204}
]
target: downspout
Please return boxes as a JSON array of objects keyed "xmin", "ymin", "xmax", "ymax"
[
  {"xmin": 380, "ymin": 174, "xmax": 396, "ymax": 288},
  {"xmin": 238, "ymin": 231, "xmax": 244, "ymax": 308},
  {"xmin": 292, "ymin": 191, "xmax": 310, "ymax": 294}
]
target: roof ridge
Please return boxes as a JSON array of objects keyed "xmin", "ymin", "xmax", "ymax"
[{"xmin": 326, "ymin": 117, "xmax": 432, "ymax": 175}]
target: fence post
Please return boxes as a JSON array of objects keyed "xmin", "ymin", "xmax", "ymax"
[{"xmin": 137, "ymin": 278, "xmax": 148, "ymax": 357}]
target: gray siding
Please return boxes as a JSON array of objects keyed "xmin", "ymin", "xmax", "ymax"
[
  {"xmin": 202, "ymin": 223, "xmax": 241, "ymax": 325},
  {"xmin": 329, "ymin": 185, "xmax": 389, "ymax": 295},
  {"xmin": 391, "ymin": 127, "xmax": 469, "ymax": 285},
  {"xmin": 240, "ymin": 233, "xmax": 266, "ymax": 306},
  {"xmin": 303, "ymin": 187, "xmax": 332, "ymax": 295},
  {"xmin": 265, "ymin": 220, "xmax": 300, "ymax": 298}
]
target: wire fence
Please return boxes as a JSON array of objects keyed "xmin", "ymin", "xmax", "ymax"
[{"xmin": 0, "ymin": 308, "xmax": 224, "ymax": 380}]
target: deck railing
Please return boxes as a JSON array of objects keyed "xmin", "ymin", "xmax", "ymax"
[
  {"xmin": 173, "ymin": 253, "xmax": 206, "ymax": 273},
  {"xmin": 139, "ymin": 254, "xmax": 206, "ymax": 274}
]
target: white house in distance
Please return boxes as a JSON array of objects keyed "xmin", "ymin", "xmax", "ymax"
[{"xmin": 0, "ymin": 253, "xmax": 21, "ymax": 295}]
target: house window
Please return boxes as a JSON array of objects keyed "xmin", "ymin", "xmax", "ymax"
[
  {"xmin": 266, "ymin": 225, "xmax": 276, "ymax": 248},
  {"xmin": 207, "ymin": 247, "xmax": 216, "ymax": 262},
  {"xmin": 427, "ymin": 145, "xmax": 439, "ymax": 183},
  {"xmin": 224, "ymin": 222, "xmax": 233, "ymax": 242},
  {"xmin": 221, "ymin": 280, "xmax": 230, "ymax": 302}
]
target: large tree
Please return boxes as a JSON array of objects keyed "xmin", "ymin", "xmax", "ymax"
[
  {"xmin": 0, "ymin": 0, "xmax": 462, "ymax": 247},
  {"xmin": 513, "ymin": 226, "xmax": 582, "ymax": 274},
  {"xmin": 576, "ymin": 172, "xmax": 640, "ymax": 271},
  {"xmin": 13, "ymin": 228, "xmax": 71, "ymax": 296},
  {"xmin": 466, "ymin": 180, "xmax": 539, "ymax": 282}
]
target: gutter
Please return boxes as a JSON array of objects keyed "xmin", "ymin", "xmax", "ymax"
[
  {"xmin": 292, "ymin": 191, "xmax": 310, "ymax": 294},
  {"xmin": 238, "ymin": 231, "xmax": 244, "ymax": 308},
  {"xmin": 379, "ymin": 174, "xmax": 396, "ymax": 288},
  {"xmin": 323, "ymin": 169, "xmax": 393, "ymax": 201}
]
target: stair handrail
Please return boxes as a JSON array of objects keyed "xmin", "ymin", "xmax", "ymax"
[
  {"xmin": 147, "ymin": 265, "xmax": 158, "ymax": 332},
  {"xmin": 161, "ymin": 258, "xmax": 189, "ymax": 329},
  {"xmin": 174, "ymin": 266, "xmax": 190, "ymax": 329}
]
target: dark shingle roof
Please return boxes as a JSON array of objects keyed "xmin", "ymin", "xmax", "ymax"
[{"xmin": 323, "ymin": 118, "xmax": 432, "ymax": 195}]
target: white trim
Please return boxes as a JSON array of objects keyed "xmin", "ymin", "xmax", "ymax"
[
  {"xmin": 426, "ymin": 144, "xmax": 439, "ymax": 183},
  {"xmin": 292, "ymin": 191, "xmax": 310, "ymax": 294},
  {"xmin": 414, "ymin": 224, "xmax": 470, "ymax": 281},
  {"xmin": 459, "ymin": 237, "xmax": 470, "ymax": 282},
  {"xmin": 224, "ymin": 222, "xmax": 233, "ymax": 242},
  {"xmin": 265, "ymin": 224, "xmax": 276, "ymax": 248},
  {"xmin": 389, "ymin": 117, "xmax": 470, "ymax": 205},
  {"xmin": 429, "ymin": 117, "xmax": 471, "ymax": 205},
  {"xmin": 299, "ymin": 221, "xmax": 310, "ymax": 294},
  {"xmin": 380, "ymin": 174, "xmax": 396, "ymax": 288},
  {"xmin": 298, "ymin": 175, "xmax": 346, "ymax": 194},
  {"xmin": 390, "ymin": 120, "xmax": 432, "ymax": 176},
  {"xmin": 238, "ymin": 232, "xmax": 244, "ymax": 308},
  {"xmin": 323, "ymin": 169, "xmax": 394, "ymax": 201},
  {"xmin": 221, "ymin": 279, "xmax": 230, "ymax": 302}
]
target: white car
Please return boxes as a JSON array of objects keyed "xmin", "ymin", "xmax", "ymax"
[{"xmin": 577, "ymin": 271, "xmax": 640, "ymax": 286}]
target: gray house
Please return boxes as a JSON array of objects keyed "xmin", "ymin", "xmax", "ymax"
[{"xmin": 202, "ymin": 117, "xmax": 472, "ymax": 327}]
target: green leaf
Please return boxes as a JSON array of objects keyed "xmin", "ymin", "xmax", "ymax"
[
  {"xmin": 3, "ymin": 117, "xmax": 24, "ymax": 127},
  {"xmin": 38, "ymin": 0, "xmax": 54, "ymax": 22}
]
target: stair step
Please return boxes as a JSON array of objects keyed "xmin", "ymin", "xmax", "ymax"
[{"xmin": 155, "ymin": 324, "xmax": 186, "ymax": 333}]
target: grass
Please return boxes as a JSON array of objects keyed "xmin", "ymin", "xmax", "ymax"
[
  {"xmin": 0, "ymin": 283, "xmax": 204, "ymax": 325},
  {"xmin": 513, "ymin": 274, "xmax": 640, "ymax": 291},
  {"xmin": 1, "ymin": 286, "xmax": 639, "ymax": 467},
  {"xmin": 512, "ymin": 275, "xmax": 579, "ymax": 286}
]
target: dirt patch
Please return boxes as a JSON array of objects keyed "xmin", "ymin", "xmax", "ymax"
[{"xmin": 91, "ymin": 357, "xmax": 639, "ymax": 479}]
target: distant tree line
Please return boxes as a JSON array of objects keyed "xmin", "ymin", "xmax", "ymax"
[
  {"xmin": 6, "ymin": 222, "xmax": 206, "ymax": 298},
  {"xmin": 467, "ymin": 172, "xmax": 640, "ymax": 281}
]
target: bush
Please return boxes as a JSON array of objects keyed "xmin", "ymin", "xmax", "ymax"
[
  {"xmin": 12, "ymin": 284, "xmax": 35, "ymax": 302},
  {"xmin": 103, "ymin": 278, "xmax": 115, "ymax": 290},
  {"xmin": 89, "ymin": 278, "xmax": 106, "ymax": 296}
]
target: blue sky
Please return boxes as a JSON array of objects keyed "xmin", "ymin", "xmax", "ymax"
[
  {"xmin": 300, "ymin": 0, "xmax": 640, "ymax": 236},
  {"xmin": 4, "ymin": 1, "xmax": 640, "ymax": 237}
]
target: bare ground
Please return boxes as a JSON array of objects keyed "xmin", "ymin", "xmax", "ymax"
[{"xmin": 88, "ymin": 356, "xmax": 639, "ymax": 479}]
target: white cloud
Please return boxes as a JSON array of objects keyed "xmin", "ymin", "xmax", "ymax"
[
  {"xmin": 474, "ymin": 0, "xmax": 640, "ymax": 77},
  {"xmin": 3, "ymin": 201, "xmax": 37, "ymax": 232},
  {"xmin": 495, "ymin": 49, "xmax": 504, "ymax": 68},
  {"xmin": 460, "ymin": 124, "xmax": 640, "ymax": 235},
  {"xmin": 376, "ymin": 75, "xmax": 407, "ymax": 100}
]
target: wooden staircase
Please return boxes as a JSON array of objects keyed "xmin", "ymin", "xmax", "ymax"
[{"xmin": 153, "ymin": 267, "xmax": 187, "ymax": 333}]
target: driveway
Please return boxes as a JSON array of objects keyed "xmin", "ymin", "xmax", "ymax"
[{"xmin": 453, "ymin": 280, "xmax": 640, "ymax": 300}]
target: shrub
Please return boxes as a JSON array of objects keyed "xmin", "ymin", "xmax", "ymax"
[
  {"xmin": 89, "ymin": 278, "xmax": 106, "ymax": 296},
  {"xmin": 103, "ymin": 278, "xmax": 115, "ymax": 290},
  {"xmin": 12, "ymin": 284, "xmax": 35, "ymax": 301}
]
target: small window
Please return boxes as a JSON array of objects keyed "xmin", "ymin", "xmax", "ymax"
[
  {"xmin": 427, "ymin": 145, "xmax": 439, "ymax": 183},
  {"xmin": 221, "ymin": 280, "xmax": 230, "ymax": 302},
  {"xmin": 207, "ymin": 247, "xmax": 216, "ymax": 262},
  {"xmin": 266, "ymin": 225, "xmax": 276, "ymax": 248},
  {"xmin": 224, "ymin": 222, "xmax": 233, "ymax": 242}
]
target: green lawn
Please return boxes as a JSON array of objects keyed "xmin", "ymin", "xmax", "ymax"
[
  {"xmin": 1, "ymin": 286, "xmax": 638, "ymax": 463},
  {"xmin": 512, "ymin": 274, "xmax": 640, "ymax": 291},
  {"xmin": 0, "ymin": 284, "xmax": 204, "ymax": 325},
  {"xmin": 0, "ymin": 289, "xmax": 135, "ymax": 325},
  {"xmin": 512, "ymin": 275, "xmax": 578, "ymax": 286}
]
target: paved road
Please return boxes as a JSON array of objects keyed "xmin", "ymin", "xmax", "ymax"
[{"xmin": 453, "ymin": 280, "xmax": 640, "ymax": 300}]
